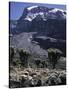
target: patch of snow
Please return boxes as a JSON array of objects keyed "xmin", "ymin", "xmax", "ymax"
[
  {"xmin": 49, "ymin": 8, "xmax": 64, "ymax": 13},
  {"xmin": 25, "ymin": 17, "xmax": 32, "ymax": 21},
  {"xmin": 39, "ymin": 12, "xmax": 44, "ymax": 15},
  {"xmin": 27, "ymin": 6, "xmax": 38, "ymax": 11},
  {"xmin": 25, "ymin": 7, "xmax": 66, "ymax": 21},
  {"xmin": 24, "ymin": 12, "xmax": 46, "ymax": 21},
  {"xmin": 48, "ymin": 8, "xmax": 66, "ymax": 19}
]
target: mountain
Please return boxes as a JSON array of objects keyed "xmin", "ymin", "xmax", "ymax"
[
  {"xmin": 24, "ymin": 7, "xmax": 66, "ymax": 21},
  {"xmin": 9, "ymin": 20, "xmax": 17, "ymax": 34},
  {"xmin": 10, "ymin": 32, "xmax": 66, "ymax": 56},
  {"xmin": 10, "ymin": 6, "xmax": 66, "ymax": 56},
  {"xmin": 10, "ymin": 6, "xmax": 66, "ymax": 40},
  {"xmin": 9, "ymin": 6, "xmax": 66, "ymax": 88},
  {"xmin": 10, "ymin": 32, "xmax": 48, "ymax": 57}
]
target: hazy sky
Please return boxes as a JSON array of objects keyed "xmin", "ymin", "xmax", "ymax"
[{"xmin": 9, "ymin": 2, "xmax": 66, "ymax": 20}]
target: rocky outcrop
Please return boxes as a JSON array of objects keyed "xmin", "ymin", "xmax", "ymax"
[{"xmin": 9, "ymin": 68, "xmax": 66, "ymax": 88}]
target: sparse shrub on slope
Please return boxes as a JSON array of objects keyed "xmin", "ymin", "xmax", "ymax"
[
  {"xmin": 47, "ymin": 48, "xmax": 63, "ymax": 69},
  {"xmin": 35, "ymin": 59, "xmax": 41, "ymax": 68},
  {"xmin": 10, "ymin": 47, "xmax": 15, "ymax": 64},
  {"xmin": 19, "ymin": 49, "xmax": 31, "ymax": 67}
]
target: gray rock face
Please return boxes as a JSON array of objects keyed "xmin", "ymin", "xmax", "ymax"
[
  {"xmin": 33, "ymin": 36, "xmax": 66, "ymax": 56},
  {"xmin": 10, "ymin": 32, "xmax": 48, "ymax": 58}
]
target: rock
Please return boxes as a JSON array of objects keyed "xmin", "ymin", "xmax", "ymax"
[
  {"xmin": 30, "ymin": 72, "xmax": 37, "ymax": 76},
  {"xmin": 56, "ymin": 57, "xmax": 66, "ymax": 70},
  {"xmin": 58, "ymin": 71, "xmax": 66, "ymax": 85},
  {"xmin": 43, "ymin": 70, "xmax": 66, "ymax": 86},
  {"xmin": 9, "ymin": 80, "xmax": 20, "ymax": 88},
  {"xmin": 46, "ymin": 73, "xmax": 58, "ymax": 85},
  {"xmin": 23, "ymin": 71, "xmax": 29, "ymax": 75}
]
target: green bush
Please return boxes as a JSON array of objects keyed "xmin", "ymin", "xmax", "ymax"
[
  {"xmin": 19, "ymin": 49, "xmax": 30, "ymax": 67},
  {"xmin": 10, "ymin": 47, "xmax": 14, "ymax": 63},
  {"xmin": 47, "ymin": 48, "xmax": 62, "ymax": 69}
]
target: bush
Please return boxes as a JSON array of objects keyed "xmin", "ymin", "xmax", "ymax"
[
  {"xmin": 47, "ymin": 48, "xmax": 62, "ymax": 69},
  {"xmin": 19, "ymin": 49, "xmax": 30, "ymax": 67},
  {"xmin": 10, "ymin": 47, "xmax": 14, "ymax": 63},
  {"xmin": 35, "ymin": 60, "xmax": 41, "ymax": 68},
  {"xmin": 12, "ymin": 59, "xmax": 21, "ymax": 67}
]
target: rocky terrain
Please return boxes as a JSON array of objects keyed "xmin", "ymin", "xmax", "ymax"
[
  {"xmin": 10, "ymin": 67, "xmax": 66, "ymax": 88},
  {"xmin": 9, "ymin": 5, "xmax": 66, "ymax": 88},
  {"xmin": 9, "ymin": 47, "xmax": 66, "ymax": 88}
]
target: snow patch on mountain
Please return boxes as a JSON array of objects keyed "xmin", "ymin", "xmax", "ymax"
[
  {"xmin": 24, "ymin": 7, "xmax": 66, "ymax": 21},
  {"xmin": 24, "ymin": 12, "xmax": 46, "ymax": 21},
  {"xmin": 27, "ymin": 6, "xmax": 38, "ymax": 11},
  {"xmin": 25, "ymin": 17, "xmax": 32, "ymax": 21},
  {"xmin": 48, "ymin": 8, "xmax": 66, "ymax": 19},
  {"xmin": 49, "ymin": 8, "xmax": 64, "ymax": 13}
]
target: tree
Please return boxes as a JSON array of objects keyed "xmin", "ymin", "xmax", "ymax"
[
  {"xmin": 19, "ymin": 49, "xmax": 30, "ymax": 67},
  {"xmin": 10, "ymin": 47, "xmax": 14, "ymax": 63},
  {"xmin": 47, "ymin": 48, "xmax": 62, "ymax": 69},
  {"xmin": 35, "ymin": 59, "xmax": 41, "ymax": 68}
]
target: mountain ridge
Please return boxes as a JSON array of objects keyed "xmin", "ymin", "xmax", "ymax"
[{"xmin": 10, "ymin": 6, "xmax": 66, "ymax": 56}]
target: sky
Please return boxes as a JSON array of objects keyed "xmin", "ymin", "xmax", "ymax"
[{"xmin": 9, "ymin": 2, "xmax": 66, "ymax": 20}]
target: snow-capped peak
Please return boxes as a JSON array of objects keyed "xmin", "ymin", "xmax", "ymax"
[
  {"xmin": 25, "ymin": 17, "xmax": 32, "ymax": 21},
  {"xmin": 48, "ymin": 8, "xmax": 66, "ymax": 19},
  {"xmin": 24, "ymin": 6, "xmax": 66, "ymax": 21},
  {"xmin": 49, "ymin": 8, "xmax": 64, "ymax": 13},
  {"xmin": 24, "ymin": 12, "xmax": 45, "ymax": 21},
  {"xmin": 27, "ymin": 6, "xmax": 38, "ymax": 11}
]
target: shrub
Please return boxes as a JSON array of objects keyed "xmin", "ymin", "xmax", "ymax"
[
  {"xmin": 47, "ymin": 48, "xmax": 62, "ymax": 69},
  {"xmin": 35, "ymin": 59, "xmax": 41, "ymax": 68},
  {"xmin": 10, "ymin": 47, "xmax": 14, "ymax": 63},
  {"xmin": 19, "ymin": 49, "xmax": 30, "ymax": 67}
]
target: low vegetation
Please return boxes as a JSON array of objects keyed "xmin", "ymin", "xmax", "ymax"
[
  {"xmin": 47, "ymin": 48, "xmax": 63, "ymax": 69},
  {"xmin": 9, "ymin": 47, "xmax": 66, "ymax": 88}
]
